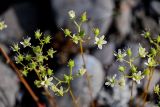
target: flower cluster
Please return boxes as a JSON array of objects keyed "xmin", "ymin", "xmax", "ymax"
[
  {"xmin": 0, "ymin": 21, "xmax": 7, "ymax": 30},
  {"xmin": 94, "ymin": 35, "xmax": 107, "ymax": 49},
  {"xmin": 106, "ymin": 44, "xmax": 150, "ymax": 87},
  {"xmin": 11, "ymin": 30, "xmax": 86, "ymax": 96},
  {"xmin": 105, "ymin": 74, "xmax": 117, "ymax": 87},
  {"xmin": 105, "ymin": 74, "xmax": 126, "ymax": 88},
  {"xmin": 11, "ymin": 30, "xmax": 56, "ymax": 85},
  {"xmin": 154, "ymin": 84, "xmax": 160, "ymax": 106},
  {"xmin": 132, "ymin": 71, "xmax": 144, "ymax": 84},
  {"xmin": 114, "ymin": 49, "xmax": 127, "ymax": 62},
  {"xmin": 138, "ymin": 44, "xmax": 148, "ymax": 58},
  {"xmin": 154, "ymin": 84, "xmax": 160, "ymax": 95},
  {"xmin": 105, "ymin": 30, "xmax": 160, "ymax": 107},
  {"xmin": 64, "ymin": 10, "xmax": 107, "ymax": 50}
]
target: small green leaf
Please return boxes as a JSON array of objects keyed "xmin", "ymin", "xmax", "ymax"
[
  {"xmin": 22, "ymin": 69, "xmax": 28, "ymax": 76},
  {"xmin": 157, "ymin": 35, "xmax": 160, "ymax": 43},
  {"xmin": 127, "ymin": 48, "xmax": 132, "ymax": 57},
  {"xmin": 131, "ymin": 65, "xmax": 137, "ymax": 73},
  {"xmin": 34, "ymin": 80, "xmax": 42, "ymax": 88},
  {"xmin": 35, "ymin": 30, "xmax": 42, "ymax": 39},
  {"xmin": 68, "ymin": 59, "xmax": 75, "ymax": 68},
  {"xmin": 15, "ymin": 54, "xmax": 24, "ymax": 63},
  {"xmin": 47, "ymin": 48, "xmax": 56, "ymax": 58},
  {"xmin": 64, "ymin": 29, "xmax": 71, "ymax": 37},
  {"xmin": 93, "ymin": 28, "xmax": 100, "ymax": 36},
  {"xmin": 81, "ymin": 12, "xmax": 87, "ymax": 22},
  {"xmin": 143, "ymin": 68, "xmax": 150, "ymax": 75},
  {"xmin": 43, "ymin": 35, "xmax": 51, "ymax": 44},
  {"xmin": 20, "ymin": 37, "xmax": 31, "ymax": 48},
  {"xmin": 79, "ymin": 31, "xmax": 85, "ymax": 37},
  {"xmin": 36, "ymin": 55, "xmax": 45, "ymax": 63},
  {"xmin": 33, "ymin": 46, "xmax": 41, "ymax": 54},
  {"xmin": 11, "ymin": 43, "xmax": 20, "ymax": 52},
  {"xmin": 64, "ymin": 74, "xmax": 70, "ymax": 83},
  {"xmin": 25, "ymin": 54, "xmax": 32, "ymax": 61},
  {"xmin": 118, "ymin": 66, "xmax": 126, "ymax": 72},
  {"xmin": 29, "ymin": 62, "xmax": 37, "ymax": 70},
  {"xmin": 47, "ymin": 69, "xmax": 53, "ymax": 76},
  {"xmin": 138, "ymin": 44, "xmax": 147, "ymax": 58}
]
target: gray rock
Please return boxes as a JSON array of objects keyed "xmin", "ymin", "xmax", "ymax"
[
  {"xmin": 142, "ymin": 17, "xmax": 160, "ymax": 39},
  {"xmin": 72, "ymin": 54, "xmax": 105, "ymax": 107},
  {"xmin": 51, "ymin": 0, "xmax": 114, "ymax": 47},
  {"xmin": 116, "ymin": 0, "xmax": 132, "ymax": 39},
  {"xmin": 135, "ymin": 98, "xmax": 157, "ymax": 107},
  {"xmin": 0, "ymin": 7, "xmax": 23, "ymax": 45},
  {"xmin": 105, "ymin": 55, "xmax": 139, "ymax": 107},
  {"xmin": 14, "ymin": 3, "xmax": 38, "ymax": 33},
  {"xmin": 111, "ymin": 85, "xmax": 133, "ymax": 107},
  {"xmin": 93, "ymin": 42, "xmax": 115, "ymax": 68},
  {"xmin": 97, "ymin": 88, "xmax": 112, "ymax": 106},
  {"xmin": 97, "ymin": 85, "xmax": 134, "ymax": 107},
  {"xmin": 136, "ymin": 11, "xmax": 160, "ymax": 39},
  {"xmin": 55, "ymin": 54, "xmax": 105, "ymax": 107},
  {"xmin": 151, "ymin": 1, "xmax": 160, "ymax": 15},
  {"xmin": 145, "ymin": 103, "xmax": 157, "ymax": 107},
  {"xmin": 0, "ymin": 61, "xmax": 19, "ymax": 107},
  {"xmin": 0, "ymin": 43, "xmax": 9, "ymax": 54}
]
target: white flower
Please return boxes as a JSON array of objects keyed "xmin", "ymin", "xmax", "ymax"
[
  {"xmin": 41, "ymin": 76, "xmax": 53, "ymax": 88},
  {"xmin": 141, "ymin": 31, "xmax": 150, "ymax": 38},
  {"xmin": 132, "ymin": 71, "xmax": 144, "ymax": 84},
  {"xmin": 20, "ymin": 37, "xmax": 31, "ymax": 48},
  {"xmin": 78, "ymin": 68, "xmax": 86, "ymax": 76},
  {"xmin": 144, "ymin": 57, "xmax": 157, "ymax": 67},
  {"xmin": 68, "ymin": 10, "xmax": 76, "ymax": 19},
  {"xmin": 11, "ymin": 43, "xmax": 20, "ymax": 52},
  {"xmin": 72, "ymin": 34, "xmax": 79, "ymax": 44},
  {"xmin": 105, "ymin": 74, "xmax": 117, "ymax": 87},
  {"xmin": 118, "ymin": 76, "xmax": 126, "ymax": 87},
  {"xmin": 94, "ymin": 35, "xmax": 107, "ymax": 49},
  {"xmin": 114, "ymin": 49, "xmax": 127, "ymax": 62},
  {"xmin": 138, "ymin": 44, "xmax": 148, "ymax": 58}
]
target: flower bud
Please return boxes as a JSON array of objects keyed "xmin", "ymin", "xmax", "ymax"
[{"xmin": 68, "ymin": 10, "xmax": 76, "ymax": 19}]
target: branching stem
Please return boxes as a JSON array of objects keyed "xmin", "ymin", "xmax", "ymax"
[
  {"xmin": 142, "ymin": 68, "xmax": 154, "ymax": 107},
  {"xmin": 79, "ymin": 40, "xmax": 95, "ymax": 107},
  {"xmin": 129, "ymin": 81, "xmax": 134, "ymax": 107},
  {"xmin": 0, "ymin": 47, "xmax": 39, "ymax": 104}
]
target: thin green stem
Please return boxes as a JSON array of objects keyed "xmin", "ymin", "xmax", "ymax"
[
  {"xmin": 129, "ymin": 81, "xmax": 134, "ymax": 107},
  {"xmin": 34, "ymin": 68, "xmax": 57, "ymax": 107},
  {"xmin": 125, "ymin": 75, "xmax": 133, "ymax": 78},
  {"xmin": 74, "ymin": 20, "xmax": 81, "ymax": 33},
  {"xmin": 142, "ymin": 68, "xmax": 154, "ymax": 107},
  {"xmin": 69, "ymin": 64, "xmax": 79, "ymax": 107},
  {"xmin": 69, "ymin": 86, "xmax": 79, "ymax": 107},
  {"xmin": 136, "ymin": 67, "xmax": 154, "ymax": 107},
  {"xmin": 123, "ymin": 59, "xmax": 131, "ymax": 66},
  {"xmin": 79, "ymin": 40, "xmax": 95, "ymax": 107}
]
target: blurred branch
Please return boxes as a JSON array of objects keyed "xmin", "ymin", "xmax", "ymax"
[{"xmin": 0, "ymin": 47, "xmax": 40, "ymax": 105}]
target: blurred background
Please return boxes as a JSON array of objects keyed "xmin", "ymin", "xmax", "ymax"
[{"xmin": 0, "ymin": 0, "xmax": 160, "ymax": 107}]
